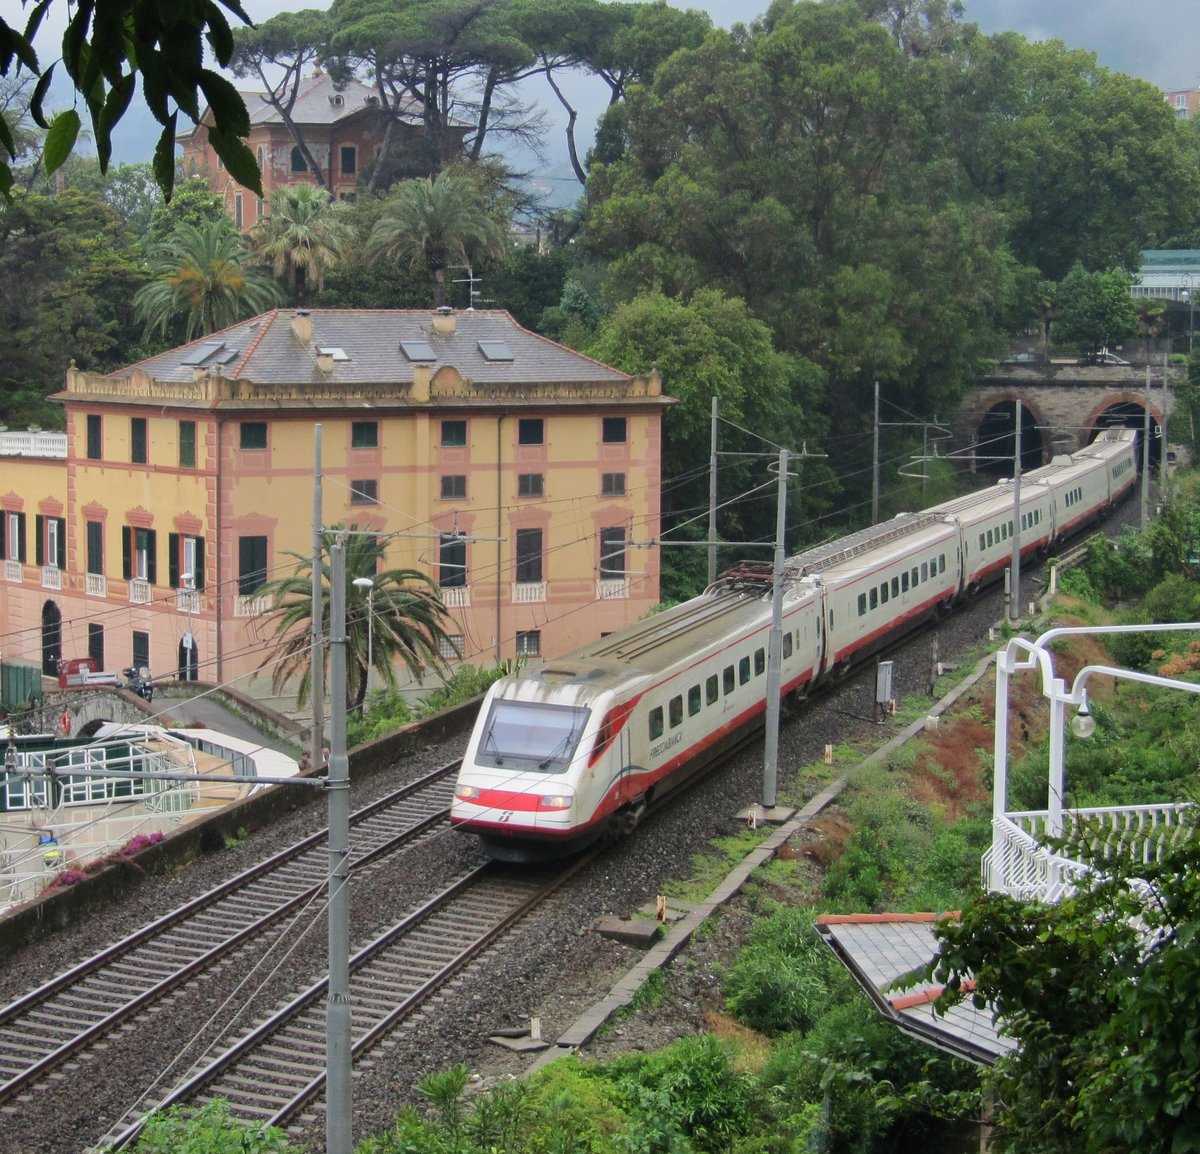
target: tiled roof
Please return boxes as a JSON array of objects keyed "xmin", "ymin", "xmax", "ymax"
[
  {"xmin": 817, "ymin": 912, "xmax": 1016, "ymax": 1066},
  {"xmin": 108, "ymin": 308, "xmax": 634, "ymax": 391},
  {"xmin": 237, "ymin": 74, "xmax": 465, "ymax": 129}
]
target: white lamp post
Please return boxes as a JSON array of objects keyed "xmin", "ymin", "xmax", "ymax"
[{"xmin": 352, "ymin": 576, "xmax": 374, "ymax": 695}]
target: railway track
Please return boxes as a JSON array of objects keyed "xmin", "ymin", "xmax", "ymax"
[
  {"xmin": 0, "ymin": 761, "xmax": 459, "ymax": 1107},
  {"xmin": 100, "ymin": 857, "xmax": 590, "ymax": 1149}
]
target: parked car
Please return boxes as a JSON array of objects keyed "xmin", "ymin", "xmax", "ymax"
[
  {"xmin": 1077, "ymin": 351, "xmax": 1130, "ymax": 365},
  {"xmin": 1001, "ymin": 351, "xmax": 1049, "ymax": 363}
]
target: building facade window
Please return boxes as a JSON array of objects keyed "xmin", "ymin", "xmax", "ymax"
[
  {"xmin": 234, "ymin": 194, "xmax": 243, "ymax": 229},
  {"xmin": 442, "ymin": 419, "xmax": 467, "ymax": 446},
  {"xmin": 238, "ymin": 535, "xmax": 268, "ymax": 595},
  {"xmin": 518, "ymin": 473, "xmax": 544, "ymax": 498},
  {"xmin": 169, "ymin": 533, "xmax": 206, "ymax": 588},
  {"xmin": 179, "ymin": 420, "xmax": 196, "ymax": 468},
  {"xmin": 515, "ymin": 528, "xmax": 543, "ymax": 583},
  {"xmin": 35, "ymin": 515, "xmax": 66, "ymax": 568},
  {"xmin": 601, "ymin": 472, "xmax": 626, "ymax": 496},
  {"xmin": 349, "ymin": 480, "xmax": 378, "ymax": 505},
  {"xmin": 518, "ymin": 418, "xmax": 544, "ymax": 445},
  {"xmin": 88, "ymin": 623, "xmax": 104, "ymax": 669},
  {"xmin": 86, "ymin": 414, "xmax": 102, "ymax": 460},
  {"xmin": 340, "ymin": 145, "xmax": 357, "ymax": 175},
  {"xmin": 131, "ymin": 417, "xmax": 148, "ymax": 464},
  {"xmin": 351, "ymin": 420, "xmax": 378, "ymax": 448},
  {"xmin": 240, "ymin": 422, "xmax": 268, "ymax": 450},
  {"xmin": 438, "ymin": 634, "xmax": 463, "ymax": 659},
  {"xmin": 516, "ymin": 630, "xmax": 541, "ymax": 656},
  {"xmin": 599, "ymin": 527, "xmax": 626, "ymax": 578},
  {"xmin": 439, "ymin": 533, "xmax": 467, "ymax": 587},
  {"xmin": 132, "ymin": 630, "xmax": 150, "ymax": 671},
  {"xmin": 290, "ymin": 146, "xmax": 306, "ymax": 173},
  {"xmin": 86, "ymin": 520, "xmax": 104, "ymax": 575},
  {"xmin": 440, "ymin": 475, "xmax": 466, "ymax": 499},
  {"xmin": 0, "ymin": 511, "xmax": 27, "ymax": 562},
  {"xmin": 122, "ymin": 527, "xmax": 157, "ymax": 583},
  {"xmin": 602, "ymin": 416, "xmax": 627, "ymax": 443}
]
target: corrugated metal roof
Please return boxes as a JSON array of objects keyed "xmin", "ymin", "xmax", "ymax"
[{"xmin": 107, "ymin": 308, "xmax": 635, "ymax": 391}]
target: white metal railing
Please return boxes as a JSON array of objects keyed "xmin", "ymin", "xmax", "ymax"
[
  {"xmin": 128, "ymin": 579, "xmax": 151, "ymax": 604},
  {"xmin": 86, "ymin": 572, "xmax": 107, "ymax": 597},
  {"xmin": 41, "ymin": 565, "xmax": 61, "ymax": 590},
  {"xmin": 0, "ymin": 430, "xmax": 67, "ymax": 458},
  {"xmin": 441, "ymin": 585, "xmax": 471, "ymax": 608},
  {"xmin": 984, "ymin": 803, "xmax": 1194, "ymax": 902},
  {"xmin": 512, "ymin": 580, "xmax": 546, "ymax": 604},
  {"xmin": 176, "ymin": 588, "xmax": 201, "ymax": 614},
  {"xmin": 596, "ymin": 577, "xmax": 630, "ymax": 600},
  {"xmin": 234, "ymin": 593, "xmax": 270, "ymax": 617},
  {"xmin": 4, "ymin": 559, "xmax": 21, "ymax": 583}
]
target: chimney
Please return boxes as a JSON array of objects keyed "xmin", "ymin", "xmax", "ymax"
[
  {"xmin": 316, "ymin": 351, "xmax": 335, "ymax": 374},
  {"xmin": 291, "ymin": 309, "xmax": 312, "ymax": 344},
  {"xmin": 411, "ymin": 365, "xmax": 431, "ymax": 402},
  {"xmin": 431, "ymin": 306, "xmax": 456, "ymax": 335}
]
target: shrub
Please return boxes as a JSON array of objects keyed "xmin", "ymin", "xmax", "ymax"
[
  {"xmin": 131, "ymin": 1100, "xmax": 295, "ymax": 1153},
  {"xmin": 723, "ymin": 905, "xmax": 848, "ymax": 1035}
]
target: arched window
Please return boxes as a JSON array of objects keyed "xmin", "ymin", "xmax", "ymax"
[{"xmin": 290, "ymin": 147, "xmax": 306, "ymax": 173}]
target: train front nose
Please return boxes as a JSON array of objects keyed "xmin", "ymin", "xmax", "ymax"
[{"xmin": 452, "ymin": 783, "xmax": 576, "ymax": 832}]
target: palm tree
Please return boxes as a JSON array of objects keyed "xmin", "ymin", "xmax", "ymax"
[
  {"xmin": 257, "ymin": 526, "xmax": 460, "ymax": 711},
  {"xmin": 134, "ymin": 220, "xmax": 284, "ymax": 342},
  {"xmin": 252, "ymin": 183, "xmax": 353, "ymax": 306},
  {"xmin": 365, "ymin": 172, "xmax": 508, "ymax": 308}
]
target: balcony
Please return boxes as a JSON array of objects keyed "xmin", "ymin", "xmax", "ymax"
[
  {"xmin": 128, "ymin": 579, "xmax": 152, "ymax": 605},
  {"xmin": 85, "ymin": 573, "xmax": 107, "ymax": 598},
  {"xmin": 596, "ymin": 578, "xmax": 630, "ymax": 600},
  {"xmin": 234, "ymin": 594, "xmax": 270, "ymax": 618},
  {"xmin": 40, "ymin": 565, "xmax": 62, "ymax": 590},
  {"xmin": 441, "ymin": 585, "xmax": 471, "ymax": 609},
  {"xmin": 176, "ymin": 588, "xmax": 201, "ymax": 615},
  {"xmin": 512, "ymin": 581, "xmax": 546, "ymax": 604},
  {"xmin": 4, "ymin": 559, "xmax": 22, "ymax": 583},
  {"xmin": 0, "ymin": 430, "xmax": 67, "ymax": 459}
]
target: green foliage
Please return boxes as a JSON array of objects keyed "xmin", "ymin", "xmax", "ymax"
[
  {"xmin": 146, "ymin": 176, "xmax": 233, "ymax": 244},
  {"xmin": 601, "ymin": 1033, "xmax": 756, "ymax": 1152},
  {"xmin": 1051, "ymin": 263, "xmax": 1137, "ymax": 355},
  {"xmin": 927, "ymin": 821, "xmax": 1200, "ymax": 1152},
  {"xmin": 252, "ymin": 183, "xmax": 354, "ymax": 305},
  {"xmin": 129, "ymin": 1100, "xmax": 295, "ymax": 1153},
  {"xmin": 723, "ymin": 905, "xmax": 849, "ymax": 1035}
]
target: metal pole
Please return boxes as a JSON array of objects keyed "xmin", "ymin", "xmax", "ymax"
[
  {"xmin": 990, "ymin": 649, "xmax": 1011, "ymax": 891},
  {"xmin": 763, "ymin": 449, "xmax": 788, "ymax": 810},
  {"xmin": 366, "ymin": 587, "xmax": 373, "ymax": 689},
  {"xmin": 707, "ymin": 396, "xmax": 718, "ymax": 586},
  {"xmin": 326, "ymin": 536, "xmax": 353, "ymax": 1154},
  {"xmin": 311, "ymin": 426, "xmax": 325, "ymax": 771},
  {"xmin": 1160, "ymin": 353, "xmax": 1169, "ymax": 501},
  {"xmin": 1141, "ymin": 367, "xmax": 1151, "ymax": 530},
  {"xmin": 1009, "ymin": 403, "xmax": 1022, "ymax": 624},
  {"xmin": 871, "ymin": 380, "xmax": 880, "ymax": 524}
]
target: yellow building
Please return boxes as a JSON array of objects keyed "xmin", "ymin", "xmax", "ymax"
[{"xmin": 0, "ymin": 308, "xmax": 668, "ymax": 704}]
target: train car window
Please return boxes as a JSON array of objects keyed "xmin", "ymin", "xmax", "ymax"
[
  {"xmin": 978, "ymin": 533, "xmax": 985, "ymax": 551},
  {"xmin": 649, "ymin": 707, "xmax": 664, "ymax": 740},
  {"xmin": 870, "ymin": 587, "xmax": 878, "ymax": 610},
  {"xmin": 911, "ymin": 566, "xmax": 918, "ymax": 587},
  {"xmin": 783, "ymin": 633, "xmax": 793, "ymax": 658},
  {"xmin": 1008, "ymin": 520, "xmax": 1014, "ymax": 536},
  {"xmin": 880, "ymin": 582, "xmax": 889, "ymax": 605},
  {"xmin": 986, "ymin": 529, "xmax": 993, "ymax": 547},
  {"xmin": 739, "ymin": 656, "xmax": 751, "ymax": 685},
  {"xmin": 939, "ymin": 554, "xmax": 946, "ymax": 573},
  {"xmin": 891, "ymin": 576, "xmax": 899, "ymax": 597},
  {"xmin": 857, "ymin": 592, "xmax": 867, "ymax": 616},
  {"xmin": 688, "ymin": 685, "xmax": 702, "ymax": 716},
  {"xmin": 901, "ymin": 571, "xmax": 909, "ymax": 593},
  {"xmin": 724, "ymin": 666, "xmax": 735, "ymax": 694},
  {"xmin": 921, "ymin": 561, "xmax": 928, "ymax": 582},
  {"xmin": 669, "ymin": 696, "xmax": 683, "ymax": 728},
  {"xmin": 754, "ymin": 648, "xmax": 766, "ymax": 676},
  {"xmin": 706, "ymin": 675, "xmax": 719, "ymax": 705}
]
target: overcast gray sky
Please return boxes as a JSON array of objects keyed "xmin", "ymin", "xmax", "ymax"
[{"xmin": 3, "ymin": 0, "xmax": 1198, "ymax": 170}]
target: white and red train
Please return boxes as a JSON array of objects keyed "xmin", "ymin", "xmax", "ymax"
[{"xmin": 452, "ymin": 429, "xmax": 1138, "ymax": 860}]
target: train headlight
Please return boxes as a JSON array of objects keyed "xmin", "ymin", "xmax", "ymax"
[
  {"xmin": 455, "ymin": 785, "xmax": 481, "ymax": 801},
  {"xmin": 539, "ymin": 794, "xmax": 572, "ymax": 811}
]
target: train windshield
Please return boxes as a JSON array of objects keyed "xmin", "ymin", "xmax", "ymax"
[{"xmin": 476, "ymin": 700, "xmax": 591, "ymax": 773}]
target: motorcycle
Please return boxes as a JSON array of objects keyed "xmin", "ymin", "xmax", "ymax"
[{"xmin": 122, "ymin": 667, "xmax": 154, "ymax": 703}]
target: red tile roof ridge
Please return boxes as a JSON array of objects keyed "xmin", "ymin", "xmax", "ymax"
[
  {"xmin": 816, "ymin": 911, "xmax": 961, "ymax": 925},
  {"xmin": 888, "ymin": 978, "xmax": 976, "ymax": 1011}
]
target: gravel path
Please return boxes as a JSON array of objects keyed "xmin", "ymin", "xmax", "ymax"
[{"xmin": 0, "ymin": 502, "xmax": 1140, "ymax": 1153}]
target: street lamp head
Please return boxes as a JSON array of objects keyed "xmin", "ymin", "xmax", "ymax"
[
  {"xmin": 1071, "ymin": 690, "xmax": 1096, "ymax": 739},
  {"xmin": 180, "ymin": 571, "xmax": 193, "ymax": 589},
  {"xmin": 352, "ymin": 577, "xmax": 374, "ymax": 591}
]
